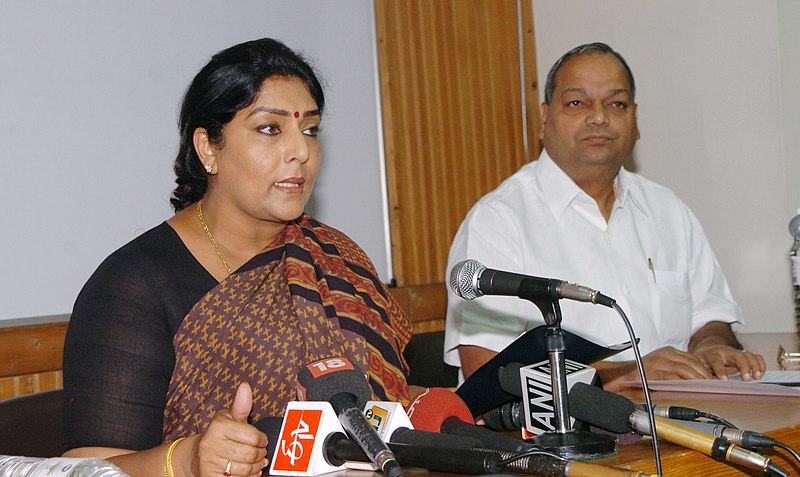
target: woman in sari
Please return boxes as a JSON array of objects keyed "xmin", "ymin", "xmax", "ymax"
[{"xmin": 62, "ymin": 37, "xmax": 411, "ymax": 477}]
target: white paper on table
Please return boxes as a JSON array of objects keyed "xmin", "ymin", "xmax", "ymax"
[{"xmin": 622, "ymin": 371, "xmax": 800, "ymax": 397}]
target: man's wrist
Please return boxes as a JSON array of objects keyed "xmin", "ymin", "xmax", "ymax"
[{"xmin": 691, "ymin": 334, "xmax": 741, "ymax": 352}]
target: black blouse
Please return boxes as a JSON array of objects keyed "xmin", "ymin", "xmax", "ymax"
[{"xmin": 63, "ymin": 223, "xmax": 217, "ymax": 451}]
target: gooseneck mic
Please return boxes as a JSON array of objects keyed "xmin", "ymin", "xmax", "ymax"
[
  {"xmin": 297, "ymin": 358, "xmax": 403, "ymax": 477},
  {"xmin": 568, "ymin": 383, "xmax": 789, "ymax": 477},
  {"xmin": 449, "ymin": 259, "xmax": 615, "ymax": 307}
]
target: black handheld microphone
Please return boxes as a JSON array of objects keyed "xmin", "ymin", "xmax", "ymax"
[
  {"xmin": 297, "ymin": 357, "xmax": 403, "ymax": 477},
  {"xmin": 568, "ymin": 383, "xmax": 789, "ymax": 477},
  {"xmin": 449, "ymin": 259, "xmax": 615, "ymax": 307}
]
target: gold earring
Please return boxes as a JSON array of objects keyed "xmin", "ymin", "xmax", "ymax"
[{"xmin": 205, "ymin": 163, "xmax": 213, "ymax": 174}]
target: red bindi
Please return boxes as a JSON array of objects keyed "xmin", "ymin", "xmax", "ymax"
[{"xmin": 294, "ymin": 111, "xmax": 300, "ymax": 118}]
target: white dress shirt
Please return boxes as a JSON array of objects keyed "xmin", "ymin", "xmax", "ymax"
[{"xmin": 444, "ymin": 150, "xmax": 741, "ymax": 370}]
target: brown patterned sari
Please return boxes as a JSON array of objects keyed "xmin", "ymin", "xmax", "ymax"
[{"xmin": 162, "ymin": 214, "xmax": 411, "ymax": 440}]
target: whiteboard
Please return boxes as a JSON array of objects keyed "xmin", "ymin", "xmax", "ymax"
[{"xmin": 0, "ymin": 1, "xmax": 389, "ymax": 321}]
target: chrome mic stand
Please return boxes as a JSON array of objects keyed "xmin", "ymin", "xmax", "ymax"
[{"xmin": 524, "ymin": 293, "xmax": 616, "ymax": 459}]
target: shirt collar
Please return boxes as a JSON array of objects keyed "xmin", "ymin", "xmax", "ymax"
[
  {"xmin": 615, "ymin": 166, "xmax": 651, "ymax": 217},
  {"xmin": 536, "ymin": 149, "xmax": 651, "ymax": 220}
]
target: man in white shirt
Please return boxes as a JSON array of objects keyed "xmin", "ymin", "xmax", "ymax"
[{"xmin": 444, "ymin": 42, "xmax": 765, "ymax": 391}]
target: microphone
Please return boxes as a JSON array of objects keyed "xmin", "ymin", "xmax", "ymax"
[
  {"xmin": 262, "ymin": 416, "xmax": 658, "ymax": 476},
  {"xmin": 660, "ymin": 419, "xmax": 777, "ymax": 450},
  {"xmin": 296, "ymin": 357, "xmax": 403, "ymax": 477},
  {"xmin": 389, "ymin": 427, "xmax": 485, "ymax": 449},
  {"xmin": 789, "ymin": 211, "xmax": 800, "ymax": 238},
  {"xmin": 567, "ymin": 383, "xmax": 789, "ymax": 477},
  {"xmin": 449, "ymin": 259, "xmax": 615, "ymax": 307},
  {"xmin": 497, "ymin": 361, "xmax": 598, "ymax": 436},
  {"xmin": 482, "ymin": 400, "xmax": 523, "ymax": 431},
  {"xmin": 407, "ymin": 387, "xmax": 529, "ymax": 453},
  {"xmin": 362, "ymin": 399, "xmax": 487, "ymax": 450}
]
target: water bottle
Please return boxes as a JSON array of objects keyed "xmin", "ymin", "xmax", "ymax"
[
  {"xmin": 790, "ymin": 210, "xmax": 800, "ymax": 334},
  {"xmin": 0, "ymin": 456, "xmax": 128, "ymax": 477}
]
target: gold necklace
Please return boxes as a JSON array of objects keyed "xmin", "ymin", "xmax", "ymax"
[{"xmin": 196, "ymin": 200, "xmax": 233, "ymax": 275}]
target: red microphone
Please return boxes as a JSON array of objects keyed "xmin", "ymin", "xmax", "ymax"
[
  {"xmin": 406, "ymin": 387, "xmax": 528, "ymax": 453},
  {"xmin": 406, "ymin": 387, "xmax": 474, "ymax": 432}
]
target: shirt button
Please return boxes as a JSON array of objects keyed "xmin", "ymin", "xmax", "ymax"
[
  {"xmin": 604, "ymin": 231, "xmax": 612, "ymax": 240},
  {"xmin": 622, "ymin": 286, "xmax": 630, "ymax": 295}
]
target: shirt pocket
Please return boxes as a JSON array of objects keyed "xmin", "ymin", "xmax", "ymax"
[{"xmin": 650, "ymin": 269, "xmax": 693, "ymax": 348}]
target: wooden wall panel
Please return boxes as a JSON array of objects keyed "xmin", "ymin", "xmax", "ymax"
[
  {"xmin": 389, "ymin": 283, "xmax": 447, "ymax": 334},
  {"xmin": 0, "ymin": 322, "xmax": 67, "ymax": 378},
  {"xmin": 0, "ymin": 321, "xmax": 68, "ymax": 400},
  {"xmin": 0, "ymin": 371, "xmax": 63, "ymax": 401},
  {"xmin": 375, "ymin": 0, "xmax": 539, "ymax": 287}
]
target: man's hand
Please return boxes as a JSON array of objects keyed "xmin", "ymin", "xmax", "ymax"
[
  {"xmin": 688, "ymin": 321, "xmax": 766, "ymax": 381},
  {"xmin": 692, "ymin": 344, "xmax": 765, "ymax": 381},
  {"xmin": 593, "ymin": 346, "xmax": 715, "ymax": 391}
]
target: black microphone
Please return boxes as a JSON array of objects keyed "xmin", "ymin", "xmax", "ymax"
[
  {"xmin": 449, "ymin": 259, "xmax": 615, "ymax": 307},
  {"xmin": 257, "ymin": 416, "xmax": 285, "ymax": 462},
  {"xmin": 296, "ymin": 357, "xmax": 403, "ymax": 477},
  {"xmin": 567, "ymin": 383, "xmax": 789, "ymax": 477},
  {"xmin": 482, "ymin": 400, "xmax": 523, "ymax": 431},
  {"xmin": 389, "ymin": 427, "xmax": 485, "ymax": 449},
  {"xmin": 498, "ymin": 362, "xmax": 526, "ymax": 396}
]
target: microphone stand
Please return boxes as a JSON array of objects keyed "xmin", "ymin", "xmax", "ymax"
[{"xmin": 524, "ymin": 295, "xmax": 616, "ymax": 459}]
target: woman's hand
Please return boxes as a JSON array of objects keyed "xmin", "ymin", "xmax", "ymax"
[{"xmin": 189, "ymin": 383, "xmax": 269, "ymax": 477}]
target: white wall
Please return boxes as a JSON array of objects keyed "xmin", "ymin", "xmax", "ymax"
[
  {"xmin": 532, "ymin": 0, "xmax": 798, "ymax": 332},
  {"xmin": 0, "ymin": 1, "xmax": 388, "ymax": 321},
  {"xmin": 779, "ymin": 1, "xmax": 800, "ymax": 214}
]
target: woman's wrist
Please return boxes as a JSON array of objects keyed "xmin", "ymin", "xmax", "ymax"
[
  {"xmin": 165, "ymin": 434, "xmax": 198, "ymax": 477},
  {"xmin": 164, "ymin": 437, "xmax": 186, "ymax": 477}
]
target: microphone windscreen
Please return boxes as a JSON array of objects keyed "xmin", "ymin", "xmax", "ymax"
[
  {"xmin": 497, "ymin": 362, "xmax": 524, "ymax": 396},
  {"xmin": 567, "ymin": 382, "xmax": 635, "ymax": 434},
  {"xmin": 296, "ymin": 358, "xmax": 372, "ymax": 411},
  {"xmin": 406, "ymin": 387, "xmax": 474, "ymax": 432},
  {"xmin": 254, "ymin": 416, "xmax": 283, "ymax": 459}
]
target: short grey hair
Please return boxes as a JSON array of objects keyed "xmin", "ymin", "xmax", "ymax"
[{"xmin": 543, "ymin": 42, "xmax": 636, "ymax": 104}]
